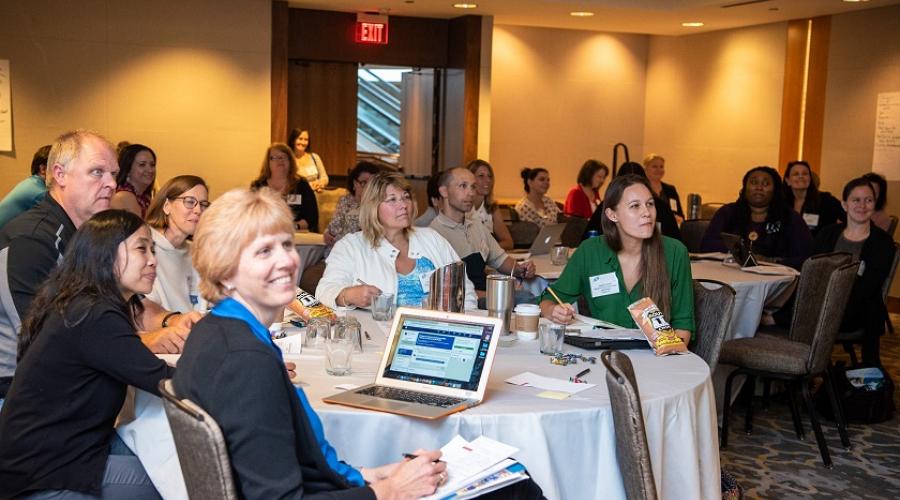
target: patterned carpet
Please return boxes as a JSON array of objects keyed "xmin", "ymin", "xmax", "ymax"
[{"xmin": 720, "ymin": 315, "xmax": 900, "ymax": 499}]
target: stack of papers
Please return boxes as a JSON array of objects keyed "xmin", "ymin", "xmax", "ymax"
[
  {"xmin": 505, "ymin": 371, "xmax": 596, "ymax": 394},
  {"xmin": 573, "ymin": 313, "xmax": 629, "ymax": 329},
  {"xmin": 425, "ymin": 436, "xmax": 529, "ymax": 500},
  {"xmin": 740, "ymin": 263, "xmax": 800, "ymax": 276}
]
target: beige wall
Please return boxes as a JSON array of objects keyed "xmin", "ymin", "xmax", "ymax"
[
  {"xmin": 0, "ymin": 0, "xmax": 271, "ymax": 201},
  {"xmin": 819, "ymin": 4, "xmax": 900, "ymax": 295},
  {"xmin": 643, "ymin": 22, "xmax": 787, "ymax": 206},
  {"xmin": 489, "ymin": 24, "xmax": 648, "ymax": 202}
]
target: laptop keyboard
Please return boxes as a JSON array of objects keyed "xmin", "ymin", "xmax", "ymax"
[{"xmin": 358, "ymin": 386, "xmax": 466, "ymax": 408}]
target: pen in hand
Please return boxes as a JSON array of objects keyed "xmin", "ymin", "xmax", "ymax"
[{"xmin": 402, "ymin": 453, "xmax": 444, "ymax": 464}]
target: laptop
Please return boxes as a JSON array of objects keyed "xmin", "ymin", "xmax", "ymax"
[
  {"xmin": 527, "ymin": 223, "xmax": 566, "ymax": 255},
  {"xmin": 323, "ymin": 308, "xmax": 503, "ymax": 419},
  {"xmin": 720, "ymin": 232, "xmax": 759, "ymax": 267}
]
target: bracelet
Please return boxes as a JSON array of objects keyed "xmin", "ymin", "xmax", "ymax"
[{"xmin": 161, "ymin": 311, "xmax": 181, "ymax": 328}]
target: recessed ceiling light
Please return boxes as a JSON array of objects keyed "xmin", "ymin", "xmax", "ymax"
[
  {"xmin": 842, "ymin": 0, "xmax": 869, "ymax": 3},
  {"xmin": 570, "ymin": 12, "xmax": 595, "ymax": 17},
  {"xmin": 453, "ymin": 3, "xmax": 477, "ymax": 8},
  {"xmin": 682, "ymin": 22, "xmax": 705, "ymax": 27}
]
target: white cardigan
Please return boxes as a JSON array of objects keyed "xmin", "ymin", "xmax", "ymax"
[
  {"xmin": 145, "ymin": 227, "xmax": 206, "ymax": 313},
  {"xmin": 316, "ymin": 228, "xmax": 478, "ymax": 310}
]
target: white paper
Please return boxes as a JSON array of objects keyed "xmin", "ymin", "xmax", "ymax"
[
  {"xmin": 573, "ymin": 313, "xmax": 628, "ymax": 330},
  {"xmin": 423, "ymin": 436, "xmax": 518, "ymax": 500},
  {"xmin": 273, "ymin": 333, "xmax": 304, "ymax": 357},
  {"xmin": 157, "ymin": 354, "xmax": 180, "ymax": 366},
  {"xmin": 0, "ymin": 60, "xmax": 10, "ymax": 152},
  {"xmin": 689, "ymin": 252, "xmax": 729, "ymax": 261},
  {"xmin": 505, "ymin": 371, "xmax": 596, "ymax": 394},
  {"xmin": 873, "ymin": 91, "xmax": 900, "ymax": 180},
  {"xmin": 740, "ymin": 263, "xmax": 799, "ymax": 276}
]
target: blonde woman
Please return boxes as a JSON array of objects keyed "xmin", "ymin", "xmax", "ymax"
[{"xmin": 317, "ymin": 171, "xmax": 477, "ymax": 309}]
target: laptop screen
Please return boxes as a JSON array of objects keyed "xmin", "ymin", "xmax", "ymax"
[{"xmin": 382, "ymin": 314, "xmax": 495, "ymax": 391}]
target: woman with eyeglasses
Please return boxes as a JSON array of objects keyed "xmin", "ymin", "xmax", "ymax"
[
  {"xmin": 251, "ymin": 143, "xmax": 319, "ymax": 232},
  {"xmin": 144, "ymin": 175, "xmax": 210, "ymax": 313},
  {"xmin": 323, "ymin": 161, "xmax": 383, "ymax": 248},
  {"xmin": 317, "ymin": 171, "xmax": 477, "ymax": 309}
]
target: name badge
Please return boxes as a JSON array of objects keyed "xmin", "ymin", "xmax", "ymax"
[
  {"xmin": 858, "ymin": 260, "xmax": 866, "ymax": 277},
  {"xmin": 802, "ymin": 213, "xmax": 819, "ymax": 228},
  {"xmin": 589, "ymin": 272, "xmax": 619, "ymax": 298},
  {"xmin": 419, "ymin": 271, "xmax": 432, "ymax": 293},
  {"xmin": 286, "ymin": 194, "xmax": 302, "ymax": 205},
  {"xmin": 669, "ymin": 198, "xmax": 678, "ymax": 211}
]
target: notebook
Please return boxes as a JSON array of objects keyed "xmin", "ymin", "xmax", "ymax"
[
  {"xmin": 528, "ymin": 223, "xmax": 566, "ymax": 255},
  {"xmin": 322, "ymin": 308, "xmax": 503, "ymax": 419}
]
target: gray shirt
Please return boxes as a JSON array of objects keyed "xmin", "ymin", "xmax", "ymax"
[{"xmin": 429, "ymin": 213, "xmax": 508, "ymax": 270}]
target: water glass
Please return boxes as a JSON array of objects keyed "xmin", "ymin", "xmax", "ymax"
[
  {"xmin": 539, "ymin": 322, "xmax": 566, "ymax": 355},
  {"xmin": 325, "ymin": 329, "xmax": 354, "ymax": 376},
  {"xmin": 371, "ymin": 292, "xmax": 396, "ymax": 321},
  {"xmin": 551, "ymin": 245, "xmax": 569, "ymax": 266},
  {"xmin": 306, "ymin": 317, "xmax": 331, "ymax": 347},
  {"xmin": 335, "ymin": 315, "xmax": 363, "ymax": 353}
]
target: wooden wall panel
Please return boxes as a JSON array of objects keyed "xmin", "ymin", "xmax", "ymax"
[
  {"xmin": 288, "ymin": 9, "xmax": 449, "ymax": 68},
  {"xmin": 801, "ymin": 16, "xmax": 830, "ymax": 174},
  {"xmin": 778, "ymin": 20, "xmax": 807, "ymax": 172},
  {"xmin": 287, "ymin": 61, "xmax": 358, "ymax": 179},
  {"xmin": 449, "ymin": 16, "xmax": 481, "ymax": 163},
  {"xmin": 271, "ymin": 1, "xmax": 289, "ymax": 143}
]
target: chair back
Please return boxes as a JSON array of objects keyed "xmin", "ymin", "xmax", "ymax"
[
  {"xmin": 807, "ymin": 262, "xmax": 859, "ymax": 374},
  {"xmin": 788, "ymin": 252, "xmax": 852, "ymax": 345},
  {"xmin": 691, "ymin": 279, "xmax": 736, "ymax": 373},
  {"xmin": 601, "ymin": 350, "xmax": 658, "ymax": 500},
  {"xmin": 680, "ymin": 219, "xmax": 710, "ymax": 253},
  {"xmin": 159, "ymin": 379, "xmax": 237, "ymax": 500},
  {"xmin": 509, "ymin": 221, "xmax": 540, "ymax": 249},
  {"xmin": 881, "ymin": 242, "xmax": 900, "ymax": 301},
  {"xmin": 700, "ymin": 202, "xmax": 724, "ymax": 220},
  {"xmin": 887, "ymin": 215, "xmax": 898, "ymax": 238}
]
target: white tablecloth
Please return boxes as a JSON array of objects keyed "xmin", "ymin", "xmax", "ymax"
[
  {"xmin": 294, "ymin": 231, "xmax": 326, "ymax": 281},
  {"xmin": 119, "ymin": 311, "xmax": 720, "ymax": 500}
]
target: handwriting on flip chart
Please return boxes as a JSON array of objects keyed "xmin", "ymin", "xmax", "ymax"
[{"xmin": 873, "ymin": 91, "xmax": 900, "ymax": 180}]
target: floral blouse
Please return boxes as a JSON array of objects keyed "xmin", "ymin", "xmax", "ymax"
[
  {"xmin": 515, "ymin": 195, "xmax": 560, "ymax": 228},
  {"xmin": 116, "ymin": 181, "xmax": 151, "ymax": 219},
  {"xmin": 325, "ymin": 194, "xmax": 360, "ymax": 245}
]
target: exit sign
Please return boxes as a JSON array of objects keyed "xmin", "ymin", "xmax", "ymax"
[{"xmin": 355, "ymin": 14, "xmax": 389, "ymax": 45}]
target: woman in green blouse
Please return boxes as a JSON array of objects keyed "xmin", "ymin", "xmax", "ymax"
[{"xmin": 540, "ymin": 174, "xmax": 694, "ymax": 344}]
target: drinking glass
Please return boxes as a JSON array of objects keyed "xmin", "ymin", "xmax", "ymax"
[
  {"xmin": 539, "ymin": 322, "xmax": 566, "ymax": 355},
  {"xmin": 371, "ymin": 292, "xmax": 396, "ymax": 321},
  {"xmin": 335, "ymin": 315, "xmax": 363, "ymax": 353},
  {"xmin": 551, "ymin": 245, "xmax": 569, "ymax": 266},
  {"xmin": 325, "ymin": 328, "xmax": 354, "ymax": 376},
  {"xmin": 306, "ymin": 317, "xmax": 331, "ymax": 347}
]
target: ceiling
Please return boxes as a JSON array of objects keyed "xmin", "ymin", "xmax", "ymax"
[{"xmin": 287, "ymin": 0, "xmax": 900, "ymax": 36}]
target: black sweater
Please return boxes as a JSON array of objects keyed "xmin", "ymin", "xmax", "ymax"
[
  {"xmin": 0, "ymin": 299, "xmax": 173, "ymax": 498},
  {"xmin": 813, "ymin": 222, "xmax": 896, "ymax": 335},
  {"xmin": 251, "ymin": 179, "xmax": 319, "ymax": 232},
  {"xmin": 172, "ymin": 314, "xmax": 375, "ymax": 500}
]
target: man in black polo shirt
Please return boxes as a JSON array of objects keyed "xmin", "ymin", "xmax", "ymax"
[{"xmin": 0, "ymin": 130, "xmax": 193, "ymax": 398}]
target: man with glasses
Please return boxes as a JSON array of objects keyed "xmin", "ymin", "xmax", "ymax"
[{"xmin": 0, "ymin": 131, "xmax": 197, "ymax": 401}]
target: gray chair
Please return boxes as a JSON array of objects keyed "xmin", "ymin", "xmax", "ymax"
[
  {"xmin": 509, "ymin": 220, "xmax": 540, "ymax": 249},
  {"xmin": 159, "ymin": 379, "xmax": 237, "ymax": 500},
  {"xmin": 601, "ymin": 350, "xmax": 658, "ymax": 500},
  {"xmin": 837, "ymin": 241, "xmax": 900, "ymax": 366},
  {"xmin": 680, "ymin": 219, "xmax": 711, "ymax": 253},
  {"xmin": 691, "ymin": 279, "xmax": 736, "ymax": 374},
  {"xmin": 888, "ymin": 215, "xmax": 898, "ymax": 238},
  {"xmin": 700, "ymin": 202, "xmax": 725, "ymax": 220},
  {"xmin": 560, "ymin": 215, "xmax": 589, "ymax": 249},
  {"xmin": 719, "ymin": 258, "xmax": 859, "ymax": 467}
]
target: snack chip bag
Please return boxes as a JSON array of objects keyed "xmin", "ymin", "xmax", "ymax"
[
  {"xmin": 627, "ymin": 297, "xmax": 687, "ymax": 356},
  {"xmin": 288, "ymin": 287, "xmax": 337, "ymax": 324}
]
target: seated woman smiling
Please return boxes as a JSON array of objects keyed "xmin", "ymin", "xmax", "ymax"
[
  {"xmin": 0, "ymin": 210, "xmax": 172, "ymax": 499},
  {"xmin": 173, "ymin": 188, "xmax": 448, "ymax": 499},
  {"xmin": 317, "ymin": 171, "xmax": 477, "ymax": 310},
  {"xmin": 540, "ymin": 174, "xmax": 695, "ymax": 344}
]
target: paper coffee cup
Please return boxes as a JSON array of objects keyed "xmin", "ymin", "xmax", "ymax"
[{"xmin": 514, "ymin": 304, "xmax": 541, "ymax": 340}]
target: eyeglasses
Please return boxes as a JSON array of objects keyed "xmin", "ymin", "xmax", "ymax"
[{"xmin": 173, "ymin": 196, "xmax": 210, "ymax": 211}]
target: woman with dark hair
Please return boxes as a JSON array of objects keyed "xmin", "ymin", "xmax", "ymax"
[
  {"xmin": 144, "ymin": 175, "xmax": 210, "ymax": 312},
  {"xmin": 564, "ymin": 159, "xmax": 609, "ymax": 219},
  {"xmin": 540, "ymin": 174, "xmax": 695, "ymax": 344},
  {"xmin": 288, "ymin": 127, "xmax": 328, "ymax": 192},
  {"xmin": 251, "ymin": 143, "xmax": 319, "ymax": 232},
  {"xmin": 862, "ymin": 172, "xmax": 892, "ymax": 232},
  {"xmin": 111, "ymin": 143, "xmax": 157, "ymax": 218},
  {"xmin": 643, "ymin": 154, "xmax": 685, "ymax": 223},
  {"xmin": 584, "ymin": 162, "xmax": 681, "ymax": 241},
  {"xmin": 700, "ymin": 166, "xmax": 812, "ymax": 269},
  {"xmin": 515, "ymin": 167, "xmax": 560, "ymax": 227},
  {"xmin": 323, "ymin": 161, "xmax": 382, "ymax": 247},
  {"xmin": 814, "ymin": 177, "xmax": 896, "ymax": 366},
  {"xmin": 783, "ymin": 160, "xmax": 844, "ymax": 235},
  {"xmin": 468, "ymin": 159, "xmax": 514, "ymax": 250},
  {"xmin": 0, "ymin": 210, "xmax": 172, "ymax": 499}
]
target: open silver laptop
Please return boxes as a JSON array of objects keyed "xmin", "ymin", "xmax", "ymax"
[
  {"xmin": 528, "ymin": 223, "xmax": 566, "ymax": 255},
  {"xmin": 323, "ymin": 308, "xmax": 503, "ymax": 419}
]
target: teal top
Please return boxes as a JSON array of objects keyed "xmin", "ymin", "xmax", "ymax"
[
  {"xmin": 0, "ymin": 176, "xmax": 47, "ymax": 229},
  {"xmin": 396, "ymin": 256, "xmax": 436, "ymax": 307},
  {"xmin": 542, "ymin": 235, "xmax": 695, "ymax": 336}
]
